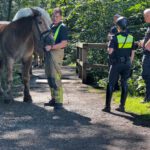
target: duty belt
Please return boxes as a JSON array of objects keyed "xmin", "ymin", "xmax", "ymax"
[{"xmin": 110, "ymin": 57, "xmax": 130, "ymax": 64}]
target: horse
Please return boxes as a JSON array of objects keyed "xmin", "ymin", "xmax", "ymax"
[
  {"xmin": 0, "ymin": 21, "xmax": 10, "ymax": 32},
  {"xmin": 0, "ymin": 7, "xmax": 52, "ymax": 104}
]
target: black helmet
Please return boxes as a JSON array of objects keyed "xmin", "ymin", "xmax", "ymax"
[{"xmin": 116, "ymin": 17, "xmax": 127, "ymax": 30}]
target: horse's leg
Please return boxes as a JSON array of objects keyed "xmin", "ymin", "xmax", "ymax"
[
  {"xmin": 29, "ymin": 66, "xmax": 32, "ymax": 75},
  {"xmin": 39, "ymin": 54, "xmax": 44, "ymax": 68},
  {"xmin": 22, "ymin": 56, "xmax": 33, "ymax": 103},
  {"xmin": 33, "ymin": 52, "xmax": 38, "ymax": 67},
  {"xmin": 4, "ymin": 57, "xmax": 14, "ymax": 103}
]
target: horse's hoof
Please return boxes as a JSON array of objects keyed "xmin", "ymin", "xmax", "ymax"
[
  {"xmin": 23, "ymin": 96, "xmax": 33, "ymax": 103},
  {"xmin": 23, "ymin": 99, "xmax": 32, "ymax": 103}
]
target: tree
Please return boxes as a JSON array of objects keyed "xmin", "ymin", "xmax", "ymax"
[{"xmin": 7, "ymin": 0, "xmax": 13, "ymax": 20}]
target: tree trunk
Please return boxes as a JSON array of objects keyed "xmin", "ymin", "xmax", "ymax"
[{"xmin": 7, "ymin": 0, "xmax": 12, "ymax": 21}]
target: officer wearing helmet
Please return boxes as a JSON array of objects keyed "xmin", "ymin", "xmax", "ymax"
[
  {"xmin": 107, "ymin": 14, "xmax": 122, "ymax": 91},
  {"xmin": 102, "ymin": 17, "xmax": 135, "ymax": 112},
  {"xmin": 107, "ymin": 14, "xmax": 121, "ymax": 40}
]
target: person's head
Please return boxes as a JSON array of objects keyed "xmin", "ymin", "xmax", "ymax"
[
  {"xmin": 116, "ymin": 16, "xmax": 127, "ymax": 32},
  {"xmin": 144, "ymin": 9, "xmax": 150, "ymax": 23},
  {"xmin": 113, "ymin": 14, "xmax": 121, "ymax": 24},
  {"xmin": 52, "ymin": 7, "xmax": 62, "ymax": 25}
]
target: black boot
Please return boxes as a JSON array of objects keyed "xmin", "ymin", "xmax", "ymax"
[
  {"xmin": 44, "ymin": 98, "xmax": 56, "ymax": 107},
  {"xmin": 102, "ymin": 84, "xmax": 113, "ymax": 112},
  {"xmin": 116, "ymin": 83, "xmax": 128, "ymax": 112},
  {"xmin": 141, "ymin": 77, "xmax": 150, "ymax": 103}
]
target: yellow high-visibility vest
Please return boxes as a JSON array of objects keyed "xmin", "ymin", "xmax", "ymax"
[
  {"xmin": 117, "ymin": 34, "xmax": 133, "ymax": 48},
  {"xmin": 54, "ymin": 23, "xmax": 62, "ymax": 42}
]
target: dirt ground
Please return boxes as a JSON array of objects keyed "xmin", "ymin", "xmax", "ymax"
[{"xmin": 0, "ymin": 66, "xmax": 150, "ymax": 150}]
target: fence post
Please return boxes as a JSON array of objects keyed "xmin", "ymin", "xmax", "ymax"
[
  {"xmin": 82, "ymin": 44, "xmax": 88, "ymax": 83},
  {"xmin": 76, "ymin": 42, "xmax": 108, "ymax": 84},
  {"xmin": 76, "ymin": 46, "xmax": 79, "ymax": 74},
  {"xmin": 78, "ymin": 47, "xmax": 83, "ymax": 78}
]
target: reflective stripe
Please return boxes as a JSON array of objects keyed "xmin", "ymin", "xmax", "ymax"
[
  {"xmin": 54, "ymin": 24, "xmax": 62, "ymax": 42},
  {"xmin": 117, "ymin": 34, "xmax": 133, "ymax": 48}
]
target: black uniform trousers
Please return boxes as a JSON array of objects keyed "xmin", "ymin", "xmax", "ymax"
[
  {"xmin": 142, "ymin": 54, "xmax": 150, "ymax": 101},
  {"xmin": 105, "ymin": 61, "xmax": 131, "ymax": 108}
]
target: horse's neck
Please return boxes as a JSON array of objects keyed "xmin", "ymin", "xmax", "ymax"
[
  {"xmin": 11, "ymin": 17, "xmax": 34, "ymax": 38},
  {"xmin": 0, "ymin": 23, "xmax": 9, "ymax": 33}
]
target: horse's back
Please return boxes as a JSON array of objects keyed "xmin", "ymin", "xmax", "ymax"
[{"xmin": 0, "ymin": 19, "xmax": 34, "ymax": 60}]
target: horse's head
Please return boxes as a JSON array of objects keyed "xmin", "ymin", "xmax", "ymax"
[
  {"xmin": 31, "ymin": 7, "xmax": 54, "ymax": 47},
  {"xmin": 31, "ymin": 7, "xmax": 51, "ymax": 34},
  {"xmin": 12, "ymin": 7, "xmax": 54, "ymax": 48}
]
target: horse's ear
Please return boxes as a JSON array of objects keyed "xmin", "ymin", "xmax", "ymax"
[{"xmin": 31, "ymin": 8, "xmax": 41, "ymax": 17}]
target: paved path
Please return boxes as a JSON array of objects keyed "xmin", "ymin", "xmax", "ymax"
[{"xmin": 0, "ymin": 66, "xmax": 150, "ymax": 150}]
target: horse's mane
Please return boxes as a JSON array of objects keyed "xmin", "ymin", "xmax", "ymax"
[{"xmin": 12, "ymin": 7, "xmax": 52, "ymax": 27}]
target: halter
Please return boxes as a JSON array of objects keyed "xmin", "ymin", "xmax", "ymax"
[
  {"xmin": 35, "ymin": 18, "xmax": 54, "ymax": 48},
  {"xmin": 32, "ymin": 9, "xmax": 54, "ymax": 48}
]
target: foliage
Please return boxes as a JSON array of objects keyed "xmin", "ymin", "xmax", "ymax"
[
  {"xmin": 113, "ymin": 92, "xmax": 150, "ymax": 121},
  {"xmin": 0, "ymin": 0, "xmax": 150, "ymax": 96}
]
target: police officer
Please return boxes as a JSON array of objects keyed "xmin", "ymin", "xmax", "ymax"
[
  {"xmin": 102, "ymin": 17, "xmax": 135, "ymax": 112},
  {"xmin": 108, "ymin": 14, "xmax": 121, "ymax": 91},
  {"xmin": 107, "ymin": 14, "xmax": 121, "ymax": 41},
  {"xmin": 44, "ymin": 7, "xmax": 68, "ymax": 110},
  {"xmin": 138, "ymin": 9, "xmax": 150, "ymax": 103}
]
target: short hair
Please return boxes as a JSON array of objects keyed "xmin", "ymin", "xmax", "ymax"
[
  {"xmin": 144, "ymin": 9, "xmax": 150, "ymax": 14},
  {"xmin": 53, "ymin": 7, "xmax": 62, "ymax": 16}
]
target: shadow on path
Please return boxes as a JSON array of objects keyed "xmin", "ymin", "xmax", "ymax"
[
  {"xmin": 0, "ymin": 67, "xmax": 149, "ymax": 149},
  {"xmin": 109, "ymin": 111, "xmax": 150, "ymax": 128},
  {"xmin": 0, "ymin": 101, "xmax": 147, "ymax": 150}
]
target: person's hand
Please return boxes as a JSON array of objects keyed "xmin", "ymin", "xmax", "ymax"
[{"xmin": 45, "ymin": 45, "xmax": 53, "ymax": 51}]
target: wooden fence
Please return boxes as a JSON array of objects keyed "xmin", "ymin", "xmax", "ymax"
[{"xmin": 76, "ymin": 42, "xmax": 108, "ymax": 83}]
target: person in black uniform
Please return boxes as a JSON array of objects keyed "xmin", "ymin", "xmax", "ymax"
[
  {"xmin": 108, "ymin": 14, "xmax": 121, "ymax": 91},
  {"xmin": 138, "ymin": 9, "xmax": 150, "ymax": 103},
  {"xmin": 102, "ymin": 17, "xmax": 135, "ymax": 112},
  {"xmin": 108, "ymin": 14, "xmax": 121, "ymax": 40}
]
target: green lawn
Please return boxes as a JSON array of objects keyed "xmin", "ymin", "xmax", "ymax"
[
  {"xmin": 88, "ymin": 86, "xmax": 150, "ymax": 121},
  {"xmin": 113, "ymin": 92, "xmax": 150, "ymax": 120}
]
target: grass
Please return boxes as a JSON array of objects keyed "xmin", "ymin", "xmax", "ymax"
[
  {"xmin": 88, "ymin": 85, "xmax": 150, "ymax": 121},
  {"xmin": 113, "ymin": 92, "xmax": 150, "ymax": 120}
]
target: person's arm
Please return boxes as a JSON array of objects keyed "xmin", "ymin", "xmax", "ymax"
[
  {"xmin": 107, "ymin": 48, "xmax": 114, "ymax": 54},
  {"xmin": 45, "ymin": 40, "xmax": 68, "ymax": 51},
  {"xmin": 145, "ymin": 39, "xmax": 150, "ymax": 51},
  {"xmin": 107, "ymin": 26, "xmax": 117, "ymax": 41},
  {"xmin": 45, "ymin": 24, "xmax": 68, "ymax": 51},
  {"xmin": 130, "ymin": 39, "xmax": 136, "ymax": 63},
  {"xmin": 107, "ymin": 33, "xmax": 112, "ymax": 41},
  {"xmin": 107, "ymin": 35, "xmax": 116, "ymax": 54},
  {"xmin": 130, "ymin": 50, "xmax": 135, "ymax": 63}
]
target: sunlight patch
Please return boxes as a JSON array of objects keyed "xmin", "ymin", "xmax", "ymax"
[{"xmin": 1, "ymin": 129, "xmax": 35, "ymax": 139}]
